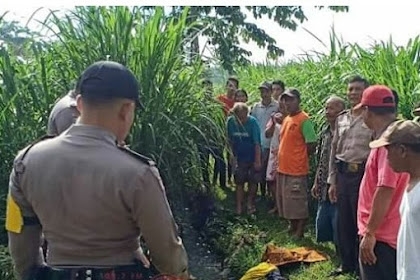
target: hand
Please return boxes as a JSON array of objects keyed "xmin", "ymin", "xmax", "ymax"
[
  {"xmin": 328, "ymin": 184, "xmax": 338, "ymax": 203},
  {"xmin": 254, "ymin": 160, "xmax": 262, "ymax": 171},
  {"xmin": 134, "ymin": 248, "xmax": 150, "ymax": 268},
  {"xmin": 273, "ymin": 113, "xmax": 283, "ymax": 124},
  {"xmin": 311, "ymin": 183, "xmax": 319, "ymax": 199},
  {"xmin": 360, "ymin": 233, "xmax": 377, "ymax": 265}
]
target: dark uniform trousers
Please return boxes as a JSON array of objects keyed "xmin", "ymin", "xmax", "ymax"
[
  {"xmin": 359, "ymin": 241, "xmax": 396, "ymax": 280},
  {"xmin": 336, "ymin": 161, "xmax": 365, "ymax": 273}
]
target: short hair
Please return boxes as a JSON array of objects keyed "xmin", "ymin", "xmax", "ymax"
[
  {"xmin": 367, "ymin": 106, "xmax": 396, "ymax": 115},
  {"xmin": 235, "ymin": 89, "xmax": 248, "ymax": 99},
  {"xmin": 227, "ymin": 76, "xmax": 239, "ymax": 88},
  {"xmin": 405, "ymin": 143, "xmax": 420, "ymax": 154},
  {"xmin": 81, "ymin": 95, "xmax": 121, "ymax": 107},
  {"xmin": 391, "ymin": 89, "xmax": 399, "ymax": 112},
  {"xmin": 231, "ymin": 102, "xmax": 249, "ymax": 115},
  {"xmin": 326, "ymin": 95, "xmax": 346, "ymax": 111},
  {"xmin": 272, "ymin": 80, "xmax": 285, "ymax": 90},
  {"xmin": 348, "ymin": 75, "xmax": 369, "ymax": 88}
]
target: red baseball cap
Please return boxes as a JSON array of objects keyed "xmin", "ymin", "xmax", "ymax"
[{"xmin": 360, "ymin": 85, "xmax": 395, "ymax": 107}]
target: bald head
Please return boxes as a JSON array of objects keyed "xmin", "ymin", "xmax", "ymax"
[{"xmin": 325, "ymin": 95, "xmax": 346, "ymax": 124}]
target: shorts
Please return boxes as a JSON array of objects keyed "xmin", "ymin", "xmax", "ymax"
[
  {"xmin": 276, "ymin": 173, "xmax": 309, "ymax": 219},
  {"xmin": 234, "ymin": 161, "xmax": 261, "ymax": 185}
]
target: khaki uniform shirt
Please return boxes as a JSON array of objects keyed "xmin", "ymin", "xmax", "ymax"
[
  {"xmin": 47, "ymin": 92, "xmax": 79, "ymax": 135},
  {"xmin": 328, "ymin": 110, "xmax": 373, "ymax": 185},
  {"xmin": 7, "ymin": 124, "xmax": 188, "ymax": 280}
]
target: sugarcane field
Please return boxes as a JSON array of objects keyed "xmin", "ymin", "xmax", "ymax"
[{"xmin": 1, "ymin": 5, "xmax": 420, "ymax": 280}]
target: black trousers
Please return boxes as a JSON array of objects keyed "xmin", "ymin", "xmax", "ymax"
[
  {"xmin": 359, "ymin": 241, "xmax": 396, "ymax": 280},
  {"xmin": 213, "ymin": 147, "xmax": 226, "ymax": 188},
  {"xmin": 337, "ymin": 167, "xmax": 364, "ymax": 273}
]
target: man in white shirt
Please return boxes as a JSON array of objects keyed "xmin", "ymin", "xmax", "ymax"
[
  {"xmin": 251, "ymin": 81, "xmax": 278, "ymax": 197},
  {"xmin": 369, "ymin": 120, "xmax": 420, "ymax": 280}
]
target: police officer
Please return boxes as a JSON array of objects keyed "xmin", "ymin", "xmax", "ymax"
[
  {"xmin": 6, "ymin": 61, "xmax": 189, "ymax": 280},
  {"xmin": 47, "ymin": 86, "xmax": 80, "ymax": 135}
]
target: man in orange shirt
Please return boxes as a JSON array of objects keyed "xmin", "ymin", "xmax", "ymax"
[
  {"xmin": 277, "ymin": 88, "xmax": 317, "ymax": 238},
  {"xmin": 214, "ymin": 77, "xmax": 239, "ymax": 189},
  {"xmin": 217, "ymin": 77, "xmax": 238, "ymax": 116}
]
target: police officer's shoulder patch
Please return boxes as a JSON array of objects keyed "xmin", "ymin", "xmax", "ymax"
[{"xmin": 118, "ymin": 146, "xmax": 156, "ymax": 166}]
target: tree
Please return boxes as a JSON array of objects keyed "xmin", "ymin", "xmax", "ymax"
[
  {"xmin": 0, "ymin": 12, "xmax": 40, "ymax": 55},
  {"xmin": 168, "ymin": 6, "xmax": 348, "ymax": 73}
]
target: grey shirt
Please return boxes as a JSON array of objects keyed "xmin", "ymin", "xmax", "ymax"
[
  {"xmin": 47, "ymin": 92, "xmax": 79, "ymax": 135},
  {"xmin": 7, "ymin": 124, "xmax": 188, "ymax": 279}
]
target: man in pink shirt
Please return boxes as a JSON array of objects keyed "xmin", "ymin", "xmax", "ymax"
[{"xmin": 357, "ymin": 85, "xmax": 410, "ymax": 280}]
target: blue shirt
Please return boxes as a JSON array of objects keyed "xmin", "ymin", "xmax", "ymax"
[{"xmin": 227, "ymin": 115, "xmax": 261, "ymax": 163}]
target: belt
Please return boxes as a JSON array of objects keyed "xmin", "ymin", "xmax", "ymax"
[
  {"xmin": 41, "ymin": 264, "xmax": 154, "ymax": 280},
  {"xmin": 337, "ymin": 160, "xmax": 365, "ymax": 173}
]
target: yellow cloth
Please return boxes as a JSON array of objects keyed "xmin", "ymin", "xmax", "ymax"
[
  {"xmin": 262, "ymin": 244, "xmax": 328, "ymax": 266},
  {"xmin": 239, "ymin": 262, "xmax": 277, "ymax": 280},
  {"xmin": 5, "ymin": 193, "xmax": 23, "ymax": 233}
]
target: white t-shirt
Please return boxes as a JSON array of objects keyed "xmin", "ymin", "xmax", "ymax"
[
  {"xmin": 250, "ymin": 100, "xmax": 278, "ymax": 149},
  {"xmin": 397, "ymin": 180, "xmax": 420, "ymax": 280}
]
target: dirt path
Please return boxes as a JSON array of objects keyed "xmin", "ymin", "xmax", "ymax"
[{"xmin": 177, "ymin": 209, "xmax": 228, "ymax": 280}]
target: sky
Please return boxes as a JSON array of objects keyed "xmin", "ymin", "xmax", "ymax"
[{"xmin": 2, "ymin": 5, "xmax": 420, "ymax": 63}]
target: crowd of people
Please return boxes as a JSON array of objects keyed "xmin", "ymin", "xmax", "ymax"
[
  {"xmin": 5, "ymin": 61, "xmax": 420, "ymax": 280},
  {"xmin": 206, "ymin": 75, "xmax": 420, "ymax": 280}
]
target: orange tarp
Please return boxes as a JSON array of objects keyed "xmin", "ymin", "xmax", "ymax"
[{"xmin": 261, "ymin": 244, "xmax": 328, "ymax": 267}]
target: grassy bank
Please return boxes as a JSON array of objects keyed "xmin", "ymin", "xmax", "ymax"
[{"xmin": 202, "ymin": 187, "xmax": 355, "ymax": 280}]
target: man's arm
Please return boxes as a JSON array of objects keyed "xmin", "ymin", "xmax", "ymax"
[
  {"xmin": 252, "ymin": 118, "xmax": 262, "ymax": 170},
  {"xmin": 265, "ymin": 117, "xmax": 275, "ymax": 138},
  {"xmin": 328, "ymin": 118, "xmax": 340, "ymax": 186},
  {"xmin": 6, "ymin": 163, "xmax": 44, "ymax": 280},
  {"xmin": 359, "ymin": 186, "xmax": 394, "ymax": 265},
  {"xmin": 132, "ymin": 167, "xmax": 189, "ymax": 279},
  {"xmin": 365, "ymin": 187, "xmax": 394, "ymax": 235},
  {"xmin": 301, "ymin": 119, "xmax": 317, "ymax": 156}
]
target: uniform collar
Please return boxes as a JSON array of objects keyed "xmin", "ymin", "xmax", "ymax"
[{"xmin": 64, "ymin": 124, "xmax": 118, "ymax": 146}]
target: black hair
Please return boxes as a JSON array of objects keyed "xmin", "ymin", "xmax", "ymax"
[
  {"xmin": 227, "ymin": 76, "xmax": 239, "ymax": 88},
  {"xmin": 81, "ymin": 95, "xmax": 120, "ymax": 107},
  {"xmin": 367, "ymin": 106, "xmax": 396, "ymax": 115},
  {"xmin": 406, "ymin": 144, "xmax": 420, "ymax": 154},
  {"xmin": 272, "ymin": 80, "xmax": 285, "ymax": 91},
  {"xmin": 235, "ymin": 89, "xmax": 248, "ymax": 99},
  {"xmin": 391, "ymin": 89, "xmax": 399, "ymax": 112},
  {"xmin": 348, "ymin": 75, "xmax": 370, "ymax": 88}
]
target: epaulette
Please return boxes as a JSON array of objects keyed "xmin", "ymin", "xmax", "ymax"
[
  {"xmin": 13, "ymin": 134, "xmax": 56, "ymax": 174},
  {"xmin": 118, "ymin": 146, "xmax": 156, "ymax": 166},
  {"xmin": 20, "ymin": 134, "xmax": 57, "ymax": 162}
]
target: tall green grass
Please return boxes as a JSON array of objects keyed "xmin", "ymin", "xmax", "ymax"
[
  {"xmin": 235, "ymin": 34, "xmax": 420, "ymax": 130},
  {"xmin": 0, "ymin": 6, "xmax": 225, "ymax": 246}
]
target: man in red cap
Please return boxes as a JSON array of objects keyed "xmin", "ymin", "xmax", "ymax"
[{"xmin": 357, "ymin": 85, "xmax": 410, "ymax": 280}]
